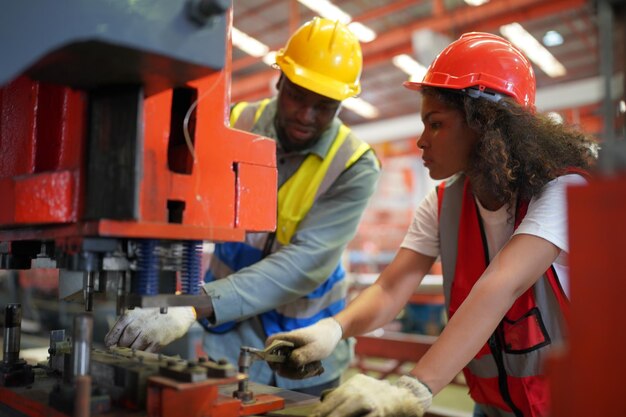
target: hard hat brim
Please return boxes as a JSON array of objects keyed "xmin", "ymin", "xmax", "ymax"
[
  {"xmin": 403, "ymin": 81, "xmax": 423, "ymax": 91},
  {"xmin": 277, "ymin": 53, "xmax": 361, "ymax": 101}
]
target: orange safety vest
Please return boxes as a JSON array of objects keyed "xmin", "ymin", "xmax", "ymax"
[{"xmin": 438, "ymin": 175, "xmax": 570, "ymax": 417}]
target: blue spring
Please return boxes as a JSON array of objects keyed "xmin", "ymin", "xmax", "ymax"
[
  {"xmin": 182, "ymin": 240, "xmax": 202, "ymax": 295},
  {"xmin": 136, "ymin": 239, "xmax": 158, "ymax": 295}
]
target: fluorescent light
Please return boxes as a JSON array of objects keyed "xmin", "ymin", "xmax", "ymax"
[
  {"xmin": 542, "ymin": 30, "xmax": 564, "ymax": 47},
  {"xmin": 348, "ymin": 22, "xmax": 376, "ymax": 43},
  {"xmin": 464, "ymin": 0, "xmax": 490, "ymax": 5},
  {"xmin": 262, "ymin": 51, "xmax": 277, "ymax": 66},
  {"xmin": 392, "ymin": 54, "xmax": 428, "ymax": 82},
  {"xmin": 232, "ymin": 27, "xmax": 269, "ymax": 57},
  {"xmin": 343, "ymin": 97, "xmax": 380, "ymax": 119},
  {"xmin": 297, "ymin": 0, "xmax": 351, "ymax": 23},
  {"xmin": 297, "ymin": 0, "xmax": 377, "ymax": 42},
  {"xmin": 500, "ymin": 23, "xmax": 567, "ymax": 78}
]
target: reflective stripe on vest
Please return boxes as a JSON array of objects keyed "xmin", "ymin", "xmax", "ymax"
[
  {"xmin": 206, "ymin": 99, "xmax": 373, "ymax": 336},
  {"xmin": 438, "ymin": 175, "xmax": 567, "ymax": 417}
]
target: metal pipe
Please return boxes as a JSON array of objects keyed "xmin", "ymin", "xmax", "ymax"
[
  {"xmin": 116, "ymin": 272, "xmax": 127, "ymax": 316},
  {"xmin": 83, "ymin": 271, "xmax": 94, "ymax": 312},
  {"xmin": 72, "ymin": 314, "xmax": 93, "ymax": 378},
  {"xmin": 74, "ymin": 374, "xmax": 92, "ymax": 417},
  {"xmin": 3, "ymin": 304, "xmax": 21, "ymax": 365}
]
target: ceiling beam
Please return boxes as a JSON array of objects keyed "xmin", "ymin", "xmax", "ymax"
[
  {"xmin": 360, "ymin": 0, "xmax": 585, "ymax": 57},
  {"xmin": 469, "ymin": 0, "xmax": 590, "ymax": 32},
  {"xmin": 352, "ymin": 0, "xmax": 425, "ymax": 23}
]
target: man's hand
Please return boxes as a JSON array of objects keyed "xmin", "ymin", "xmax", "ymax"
[
  {"xmin": 265, "ymin": 317, "xmax": 342, "ymax": 379},
  {"xmin": 104, "ymin": 307, "xmax": 196, "ymax": 352},
  {"xmin": 311, "ymin": 374, "xmax": 432, "ymax": 417},
  {"xmin": 265, "ymin": 317, "xmax": 343, "ymax": 379}
]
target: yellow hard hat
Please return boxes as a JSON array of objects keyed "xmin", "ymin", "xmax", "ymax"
[{"xmin": 275, "ymin": 17, "xmax": 362, "ymax": 101}]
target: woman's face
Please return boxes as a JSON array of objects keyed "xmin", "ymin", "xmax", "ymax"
[{"xmin": 416, "ymin": 93, "xmax": 480, "ymax": 180}]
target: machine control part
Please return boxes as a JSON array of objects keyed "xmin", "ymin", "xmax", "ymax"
[
  {"xmin": 158, "ymin": 360, "xmax": 208, "ymax": 383},
  {"xmin": 3, "ymin": 304, "xmax": 21, "ymax": 364},
  {"xmin": 0, "ymin": 304, "xmax": 34, "ymax": 386},
  {"xmin": 84, "ymin": 271, "xmax": 95, "ymax": 312},
  {"xmin": 199, "ymin": 357, "xmax": 237, "ymax": 378},
  {"xmin": 48, "ymin": 329, "xmax": 71, "ymax": 381},
  {"xmin": 233, "ymin": 341, "xmax": 295, "ymax": 404},
  {"xmin": 48, "ymin": 330, "xmax": 69, "ymax": 356},
  {"xmin": 187, "ymin": 0, "xmax": 231, "ymax": 25},
  {"xmin": 72, "ymin": 314, "xmax": 93, "ymax": 378}
]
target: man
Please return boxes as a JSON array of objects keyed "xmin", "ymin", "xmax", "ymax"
[{"xmin": 104, "ymin": 17, "xmax": 380, "ymax": 396}]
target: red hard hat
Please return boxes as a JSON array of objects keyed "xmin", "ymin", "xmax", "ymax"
[{"xmin": 404, "ymin": 32, "xmax": 536, "ymax": 108}]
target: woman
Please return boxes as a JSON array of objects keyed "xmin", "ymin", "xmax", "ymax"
[{"xmin": 267, "ymin": 32, "xmax": 596, "ymax": 417}]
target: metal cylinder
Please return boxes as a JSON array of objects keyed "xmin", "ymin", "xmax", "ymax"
[
  {"xmin": 116, "ymin": 272, "xmax": 127, "ymax": 316},
  {"xmin": 83, "ymin": 271, "xmax": 94, "ymax": 312},
  {"xmin": 74, "ymin": 374, "xmax": 92, "ymax": 417},
  {"xmin": 3, "ymin": 304, "xmax": 21, "ymax": 364},
  {"xmin": 72, "ymin": 314, "xmax": 93, "ymax": 378}
]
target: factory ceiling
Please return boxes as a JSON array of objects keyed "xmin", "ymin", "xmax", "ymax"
[{"xmin": 231, "ymin": 0, "xmax": 623, "ymax": 140}]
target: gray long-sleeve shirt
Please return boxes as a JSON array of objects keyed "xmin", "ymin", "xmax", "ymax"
[{"xmin": 202, "ymin": 98, "xmax": 380, "ymax": 389}]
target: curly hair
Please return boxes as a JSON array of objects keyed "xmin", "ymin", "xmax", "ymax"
[{"xmin": 421, "ymin": 86, "xmax": 597, "ymax": 208}]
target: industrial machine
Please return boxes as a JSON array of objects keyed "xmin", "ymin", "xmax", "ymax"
[
  {"xmin": 1, "ymin": 303, "xmax": 316, "ymax": 417},
  {"xmin": 0, "ymin": 1, "xmax": 311, "ymax": 416},
  {"xmin": 0, "ymin": 0, "xmax": 277, "ymax": 313}
]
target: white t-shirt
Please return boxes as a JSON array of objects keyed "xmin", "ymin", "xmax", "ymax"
[{"xmin": 400, "ymin": 174, "xmax": 588, "ymax": 297}]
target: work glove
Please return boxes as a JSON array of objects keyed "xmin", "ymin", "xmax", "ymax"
[
  {"xmin": 265, "ymin": 317, "xmax": 342, "ymax": 379},
  {"xmin": 104, "ymin": 307, "xmax": 196, "ymax": 352},
  {"xmin": 311, "ymin": 374, "xmax": 432, "ymax": 417}
]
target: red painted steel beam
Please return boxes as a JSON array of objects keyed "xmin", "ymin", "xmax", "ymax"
[
  {"xmin": 359, "ymin": 0, "xmax": 585, "ymax": 57},
  {"xmin": 548, "ymin": 175, "xmax": 626, "ymax": 416},
  {"xmin": 469, "ymin": 0, "xmax": 590, "ymax": 32},
  {"xmin": 564, "ymin": 12, "xmax": 598, "ymax": 61},
  {"xmin": 355, "ymin": 331, "xmax": 436, "ymax": 363},
  {"xmin": 352, "ymin": 0, "xmax": 424, "ymax": 23}
]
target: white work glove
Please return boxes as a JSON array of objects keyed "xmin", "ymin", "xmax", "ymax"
[
  {"xmin": 312, "ymin": 374, "xmax": 432, "ymax": 417},
  {"xmin": 104, "ymin": 307, "xmax": 196, "ymax": 352},
  {"xmin": 265, "ymin": 317, "xmax": 342, "ymax": 379}
]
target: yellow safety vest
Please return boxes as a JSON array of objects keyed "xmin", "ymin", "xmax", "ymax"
[{"xmin": 231, "ymin": 100, "xmax": 374, "ymax": 245}]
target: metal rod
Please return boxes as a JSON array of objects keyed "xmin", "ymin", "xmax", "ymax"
[
  {"xmin": 72, "ymin": 314, "xmax": 93, "ymax": 378},
  {"xmin": 3, "ymin": 304, "xmax": 21, "ymax": 365},
  {"xmin": 116, "ymin": 272, "xmax": 127, "ymax": 316},
  {"xmin": 74, "ymin": 374, "xmax": 92, "ymax": 417},
  {"xmin": 83, "ymin": 271, "xmax": 94, "ymax": 312}
]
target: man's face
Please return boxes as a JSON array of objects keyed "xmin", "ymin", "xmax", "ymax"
[{"xmin": 274, "ymin": 76, "xmax": 341, "ymax": 152}]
